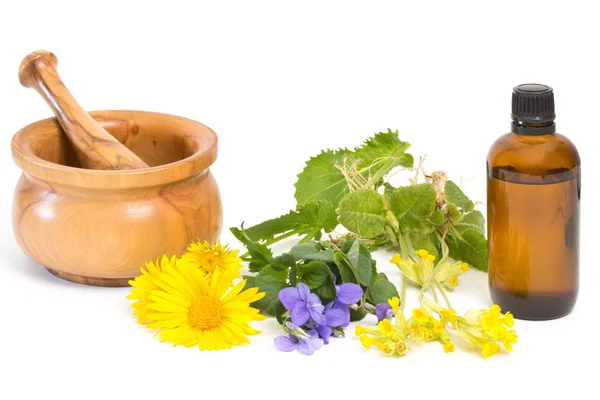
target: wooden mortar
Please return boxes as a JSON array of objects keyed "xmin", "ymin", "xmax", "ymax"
[{"xmin": 11, "ymin": 110, "xmax": 222, "ymax": 286}]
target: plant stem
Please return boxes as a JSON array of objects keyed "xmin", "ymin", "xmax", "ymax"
[
  {"xmin": 298, "ymin": 227, "xmax": 321, "ymax": 244},
  {"xmin": 400, "ymin": 275, "xmax": 407, "ymax": 311},
  {"xmin": 430, "ymin": 286, "xmax": 439, "ymax": 303},
  {"xmin": 434, "ymin": 280, "xmax": 452, "ymax": 309},
  {"xmin": 239, "ymin": 227, "xmax": 311, "ymax": 258}
]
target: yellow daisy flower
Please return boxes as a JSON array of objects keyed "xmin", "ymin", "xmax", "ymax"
[
  {"xmin": 147, "ymin": 263, "xmax": 265, "ymax": 351},
  {"xmin": 181, "ymin": 240, "xmax": 243, "ymax": 280},
  {"xmin": 127, "ymin": 255, "xmax": 178, "ymax": 324}
]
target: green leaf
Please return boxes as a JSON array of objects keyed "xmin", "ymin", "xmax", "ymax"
[
  {"xmin": 448, "ymin": 228, "xmax": 488, "ymax": 272},
  {"xmin": 246, "ymin": 267, "xmax": 289, "ymax": 316},
  {"xmin": 389, "ymin": 183, "xmax": 437, "ymax": 232},
  {"xmin": 454, "ymin": 210, "xmax": 485, "ymax": 235},
  {"xmin": 367, "ymin": 273, "xmax": 399, "ymax": 305},
  {"xmin": 337, "ymin": 189, "xmax": 387, "ymax": 238},
  {"xmin": 354, "ymin": 129, "xmax": 413, "ymax": 170},
  {"xmin": 242, "ymin": 200, "xmax": 338, "ymax": 243},
  {"xmin": 290, "ymin": 242, "xmax": 335, "ymax": 262},
  {"xmin": 270, "ymin": 253, "xmax": 296, "ymax": 271},
  {"xmin": 333, "ymin": 252, "xmax": 357, "ymax": 284},
  {"xmin": 294, "ymin": 149, "xmax": 352, "ymax": 207},
  {"xmin": 350, "ymin": 308, "xmax": 368, "ymax": 322},
  {"xmin": 445, "ymin": 180, "xmax": 474, "ymax": 212},
  {"xmin": 297, "ymin": 261, "xmax": 336, "ymax": 303},
  {"xmin": 230, "ymin": 227, "xmax": 272, "ymax": 272},
  {"xmin": 428, "ymin": 209, "xmax": 445, "ymax": 227},
  {"xmin": 346, "ymin": 239, "xmax": 374, "ymax": 287}
]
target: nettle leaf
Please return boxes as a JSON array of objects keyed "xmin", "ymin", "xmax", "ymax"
[
  {"xmin": 294, "ymin": 149, "xmax": 352, "ymax": 207},
  {"xmin": 344, "ymin": 239, "xmax": 374, "ymax": 287},
  {"xmin": 297, "ymin": 261, "xmax": 336, "ymax": 303},
  {"xmin": 454, "ymin": 210, "xmax": 485, "ymax": 235},
  {"xmin": 445, "ymin": 180, "xmax": 474, "ymax": 212},
  {"xmin": 448, "ymin": 228, "xmax": 488, "ymax": 272},
  {"xmin": 389, "ymin": 183, "xmax": 437, "ymax": 232},
  {"xmin": 354, "ymin": 129, "xmax": 414, "ymax": 170},
  {"xmin": 290, "ymin": 242, "xmax": 335, "ymax": 262},
  {"xmin": 246, "ymin": 267, "xmax": 289, "ymax": 316},
  {"xmin": 367, "ymin": 273, "xmax": 399, "ymax": 305},
  {"xmin": 243, "ymin": 201, "xmax": 337, "ymax": 243},
  {"xmin": 230, "ymin": 227, "xmax": 272, "ymax": 272},
  {"xmin": 337, "ymin": 189, "xmax": 386, "ymax": 238}
]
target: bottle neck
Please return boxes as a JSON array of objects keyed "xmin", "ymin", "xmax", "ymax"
[{"xmin": 511, "ymin": 121, "xmax": 556, "ymax": 135}]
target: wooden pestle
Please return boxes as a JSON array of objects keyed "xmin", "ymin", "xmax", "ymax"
[{"xmin": 19, "ymin": 51, "xmax": 149, "ymax": 170}]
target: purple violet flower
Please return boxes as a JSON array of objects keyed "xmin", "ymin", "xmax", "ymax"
[
  {"xmin": 279, "ymin": 282, "xmax": 326, "ymax": 326},
  {"xmin": 274, "ymin": 324, "xmax": 323, "ymax": 355},
  {"xmin": 316, "ymin": 305, "xmax": 349, "ymax": 344},
  {"xmin": 375, "ymin": 302, "xmax": 394, "ymax": 321},
  {"xmin": 327, "ymin": 282, "xmax": 363, "ymax": 327}
]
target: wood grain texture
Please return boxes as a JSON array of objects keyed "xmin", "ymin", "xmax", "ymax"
[
  {"xmin": 12, "ymin": 111, "xmax": 222, "ymax": 286},
  {"xmin": 19, "ymin": 50, "xmax": 149, "ymax": 170}
]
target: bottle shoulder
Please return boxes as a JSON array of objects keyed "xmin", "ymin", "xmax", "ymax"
[{"xmin": 487, "ymin": 132, "xmax": 580, "ymax": 175}]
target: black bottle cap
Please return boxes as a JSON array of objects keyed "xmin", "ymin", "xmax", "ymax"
[{"xmin": 511, "ymin": 83, "xmax": 556, "ymax": 135}]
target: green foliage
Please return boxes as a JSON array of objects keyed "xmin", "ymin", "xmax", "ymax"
[
  {"xmin": 367, "ymin": 273, "xmax": 399, "ymax": 305},
  {"xmin": 445, "ymin": 180, "xmax": 474, "ymax": 212},
  {"xmin": 297, "ymin": 261, "xmax": 336, "ymax": 303},
  {"xmin": 337, "ymin": 189, "xmax": 387, "ymax": 238},
  {"xmin": 245, "ymin": 267, "xmax": 288, "ymax": 317},
  {"xmin": 448, "ymin": 228, "xmax": 488, "ymax": 272},
  {"xmin": 388, "ymin": 183, "xmax": 437, "ymax": 232}
]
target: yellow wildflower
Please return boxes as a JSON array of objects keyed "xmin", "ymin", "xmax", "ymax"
[
  {"xmin": 432, "ymin": 319, "xmax": 444, "ymax": 336},
  {"xmin": 503, "ymin": 312, "xmax": 515, "ymax": 328},
  {"xmin": 360, "ymin": 335, "xmax": 374, "ymax": 349},
  {"xmin": 498, "ymin": 329, "xmax": 518, "ymax": 351},
  {"xmin": 443, "ymin": 340, "xmax": 455, "ymax": 353},
  {"xmin": 180, "ymin": 240, "xmax": 242, "ymax": 282},
  {"xmin": 481, "ymin": 342, "xmax": 501, "ymax": 358},
  {"xmin": 377, "ymin": 342, "xmax": 395, "ymax": 355},
  {"xmin": 127, "ymin": 255, "xmax": 178, "ymax": 324},
  {"xmin": 448, "ymin": 276, "xmax": 458, "ymax": 287},
  {"xmin": 461, "ymin": 262, "xmax": 470, "ymax": 272},
  {"xmin": 396, "ymin": 341, "xmax": 408, "ymax": 355},
  {"xmin": 355, "ymin": 325, "xmax": 367, "ymax": 336},
  {"xmin": 412, "ymin": 308, "xmax": 430, "ymax": 324},
  {"xmin": 441, "ymin": 308, "xmax": 458, "ymax": 328},
  {"xmin": 378, "ymin": 319, "xmax": 395, "ymax": 337},
  {"xmin": 388, "ymin": 296, "xmax": 400, "ymax": 312},
  {"xmin": 390, "ymin": 253, "xmax": 402, "ymax": 265},
  {"xmin": 146, "ymin": 265, "xmax": 265, "ymax": 351},
  {"xmin": 415, "ymin": 249, "xmax": 436, "ymax": 262}
]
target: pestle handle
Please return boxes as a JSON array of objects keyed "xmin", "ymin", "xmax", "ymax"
[{"xmin": 19, "ymin": 51, "xmax": 149, "ymax": 170}]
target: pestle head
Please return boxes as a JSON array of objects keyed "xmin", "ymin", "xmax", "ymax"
[{"xmin": 19, "ymin": 50, "xmax": 58, "ymax": 88}]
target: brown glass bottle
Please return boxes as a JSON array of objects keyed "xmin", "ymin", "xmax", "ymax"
[{"xmin": 487, "ymin": 84, "xmax": 580, "ymax": 320}]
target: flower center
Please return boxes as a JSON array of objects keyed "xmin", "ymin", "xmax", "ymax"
[{"xmin": 188, "ymin": 296, "xmax": 224, "ymax": 331}]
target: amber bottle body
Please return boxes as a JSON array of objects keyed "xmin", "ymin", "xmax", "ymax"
[{"xmin": 487, "ymin": 132, "xmax": 580, "ymax": 320}]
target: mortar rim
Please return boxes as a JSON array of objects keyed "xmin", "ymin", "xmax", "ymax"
[{"xmin": 11, "ymin": 110, "xmax": 218, "ymax": 189}]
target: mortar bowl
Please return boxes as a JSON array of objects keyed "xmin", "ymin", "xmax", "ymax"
[{"xmin": 11, "ymin": 110, "xmax": 222, "ymax": 287}]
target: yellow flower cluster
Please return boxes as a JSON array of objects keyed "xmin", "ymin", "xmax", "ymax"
[
  {"xmin": 127, "ymin": 241, "xmax": 264, "ymax": 351},
  {"xmin": 390, "ymin": 250, "xmax": 469, "ymax": 289},
  {"xmin": 356, "ymin": 299, "xmax": 517, "ymax": 358},
  {"xmin": 356, "ymin": 298, "xmax": 454, "ymax": 356},
  {"xmin": 457, "ymin": 305, "xmax": 518, "ymax": 357}
]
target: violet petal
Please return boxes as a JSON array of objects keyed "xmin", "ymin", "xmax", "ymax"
[
  {"xmin": 376, "ymin": 303, "xmax": 392, "ymax": 321},
  {"xmin": 274, "ymin": 335, "xmax": 299, "ymax": 352},
  {"xmin": 325, "ymin": 308, "xmax": 348, "ymax": 327},
  {"xmin": 318, "ymin": 324, "xmax": 333, "ymax": 344},
  {"xmin": 291, "ymin": 303, "xmax": 310, "ymax": 326},
  {"xmin": 309, "ymin": 308, "xmax": 327, "ymax": 326},
  {"xmin": 297, "ymin": 283, "xmax": 310, "ymax": 302},
  {"xmin": 278, "ymin": 287, "xmax": 301, "ymax": 311},
  {"xmin": 337, "ymin": 283, "xmax": 363, "ymax": 305}
]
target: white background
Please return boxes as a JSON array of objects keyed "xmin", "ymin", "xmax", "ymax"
[{"xmin": 0, "ymin": 1, "xmax": 597, "ymax": 398}]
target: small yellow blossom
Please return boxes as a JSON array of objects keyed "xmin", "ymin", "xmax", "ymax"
[
  {"xmin": 377, "ymin": 342, "xmax": 395, "ymax": 355},
  {"xmin": 360, "ymin": 335, "xmax": 374, "ymax": 349},
  {"xmin": 388, "ymin": 296, "xmax": 400, "ymax": 311},
  {"xmin": 378, "ymin": 319, "xmax": 395, "ymax": 336},
  {"xmin": 461, "ymin": 262, "xmax": 470, "ymax": 272},
  {"xmin": 415, "ymin": 249, "xmax": 436, "ymax": 262},
  {"xmin": 390, "ymin": 253, "xmax": 402, "ymax": 265},
  {"xmin": 503, "ymin": 312, "xmax": 514, "ymax": 328},
  {"xmin": 449, "ymin": 276, "xmax": 458, "ymax": 287},
  {"xmin": 412, "ymin": 308, "xmax": 430, "ymax": 324},
  {"xmin": 355, "ymin": 325, "xmax": 367, "ymax": 336},
  {"xmin": 443, "ymin": 340, "xmax": 455, "ymax": 353},
  {"xmin": 481, "ymin": 342, "xmax": 501, "ymax": 358},
  {"xmin": 396, "ymin": 341, "xmax": 408, "ymax": 355},
  {"xmin": 441, "ymin": 308, "xmax": 458, "ymax": 328},
  {"xmin": 432, "ymin": 319, "xmax": 444, "ymax": 336}
]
